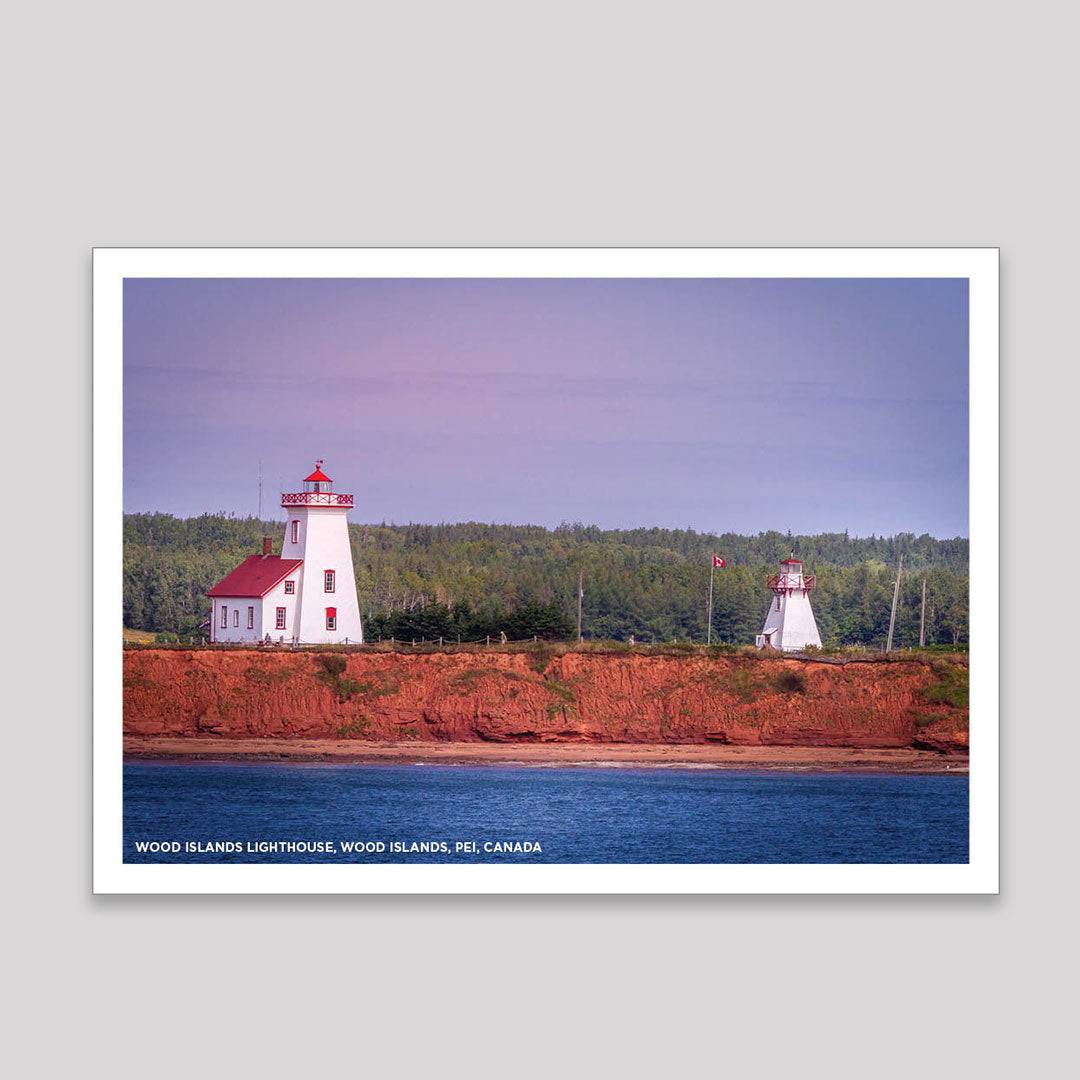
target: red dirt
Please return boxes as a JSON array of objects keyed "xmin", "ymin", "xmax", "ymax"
[{"xmin": 122, "ymin": 648, "xmax": 968, "ymax": 754}]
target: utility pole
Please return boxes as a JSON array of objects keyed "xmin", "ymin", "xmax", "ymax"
[
  {"xmin": 706, "ymin": 558, "xmax": 716, "ymax": 645},
  {"xmin": 919, "ymin": 577, "xmax": 927, "ymax": 648},
  {"xmin": 886, "ymin": 553, "xmax": 904, "ymax": 653},
  {"xmin": 576, "ymin": 570, "xmax": 584, "ymax": 644}
]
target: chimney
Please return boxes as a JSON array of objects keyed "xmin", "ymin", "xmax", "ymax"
[{"xmin": 262, "ymin": 536, "xmax": 273, "ymax": 556}]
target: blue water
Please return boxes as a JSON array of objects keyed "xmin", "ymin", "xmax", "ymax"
[{"xmin": 123, "ymin": 763, "xmax": 968, "ymax": 864}]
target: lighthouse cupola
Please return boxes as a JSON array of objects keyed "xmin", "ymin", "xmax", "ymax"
[
  {"xmin": 303, "ymin": 461, "xmax": 334, "ymax": 494},
  {"xmin": 756, "ymin": 551, "xmax": 822, "ymax": 652},
  {"xmin": 282, "ymin": 461, "xmax": 354, "ymax": 510}
]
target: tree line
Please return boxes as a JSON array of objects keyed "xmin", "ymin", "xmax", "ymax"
[{"xmin": 123, "ymin": 514, "xmax": 969, "ymax": 648}]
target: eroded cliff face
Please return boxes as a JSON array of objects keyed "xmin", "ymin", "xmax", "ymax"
[{"xmin": 123, "ymin": 648, "xmax": 969, "ymax": 753}]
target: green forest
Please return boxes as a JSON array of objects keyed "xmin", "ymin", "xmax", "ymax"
[{"xmin": 123, "ymin": 514, "xmax": 969, "ymax": 649}]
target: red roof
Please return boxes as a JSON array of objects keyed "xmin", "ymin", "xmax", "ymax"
[
  {"xmin": 781, "ymin": 558, "xmax": 803, "ymax": 565},
  {"xmin": 304, "ymin": 464, "xmax": 332, "ymax": 483},
  {"xmin": 207, "ymin": 555, "xmax": 303, "ymax": 598}
]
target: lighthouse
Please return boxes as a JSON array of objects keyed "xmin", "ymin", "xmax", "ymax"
[
  {"xmin": 208, "ymin": 461, "xmax": 363, "ymax": 644},
  {"xmin": 756, "ymin": 555, "xmax": 822, "ymax": 651}
]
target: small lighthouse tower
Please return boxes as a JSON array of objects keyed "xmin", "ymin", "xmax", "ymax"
[
  {"xmin": 756, "ymin": 554, "xmax": 822, "ymax": 651},
  {"xmin": 280, "ymin": 461, "xmax": 364, "ymax": 644}
]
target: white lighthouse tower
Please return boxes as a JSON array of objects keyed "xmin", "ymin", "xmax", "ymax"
[
  {"xmin": 756, "ymin": 555, "xmax": 822, "ymax": 651},
  {"xmin": 278, "ymin": 462, "xmax": 364, "ymax": 644},
  {"xmin": 207, "ymin": 461, "xmax": 363, "ymax": 644}
]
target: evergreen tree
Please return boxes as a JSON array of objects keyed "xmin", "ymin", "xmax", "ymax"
[{"xmin": 122, "ymin": 513, "xmax": 969, "ymax": 647}]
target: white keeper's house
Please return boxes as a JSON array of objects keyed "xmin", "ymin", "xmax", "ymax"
[{"xmin": 208, "ymin": 461, "xmax": 364, "ymax": 644}]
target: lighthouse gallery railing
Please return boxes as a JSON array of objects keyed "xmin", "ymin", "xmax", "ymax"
[
  {"xmin": 281, "ymin": 492, "xmax": 354, "ymax": 507},
  {"xmin": 767, "ymin": 572, "xmax": 816, "ymax": 591}
]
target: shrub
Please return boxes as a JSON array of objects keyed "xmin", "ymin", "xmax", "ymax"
[
  {"xmin": 771, "ymin": 670, "xmax": 807, "ymax": 695},
  {"xmin": 337, "ymin": 717, "xmax": 372, "ymax": 738},
  {"xmin": 921, "ymin": 664, "xmax": 969, "ymax": 708},
  {"xmin": 913, "ymin": 711, "xmax": 950, "ymax": 730},
  {"xmin": 526, "ymin": 642, "xmax": 556, "ymax": 675},
  {"xmin": 315, "ymin": 654, "xmax": 360, "ymax": 702},
  {"xmin": 728, "ymin": 668, "xmax": 758, "ymax": 704},
  {"xmin": 318, "ymin": 655, "xmax": 346, "ymax": 678},
  {"xmin": 243, "ymin": 664, "xmax": 294, "ymax": 686},
  {"xmin": 544, "ymin": 678, "xmax": 576, "ymax": 704}
]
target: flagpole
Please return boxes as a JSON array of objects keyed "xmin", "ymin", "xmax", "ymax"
[{"xmin": 707, "ymin": 558, "xmax": 715, "ymax": 645}]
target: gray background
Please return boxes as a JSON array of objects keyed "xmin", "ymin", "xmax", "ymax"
[{"xmin": 6, "ymin": 2, "xmax": 1069, "ymax": 1076}]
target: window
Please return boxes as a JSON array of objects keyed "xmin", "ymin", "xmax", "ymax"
[
  {"xmin": 220, "ymin": 605, "xmax": 228, "ymax": 629},
  {"xmin": 291, "ymin": 520, "xmax": 299, "ymax": 544},
  {"xmin": 233, "ymin": 609, "xmax": 239, "ymax": 628},
  {"xmin": 324, "ymin": 569, "xmax": 335, "ymax": 593},
  {"xmin": 247, "ymin": 606, "xmax": 254, "ymax": 629},
  {"xmin": 276, "ymin": 607, "xmax": 287, "ymax": 630},
  {"xmin": 326, "ymin": 607, "xmax": 337, "ymax": 631},
  {"xmin": 284, "ymin": 580, "xmax": 295, "ymax": 595}
]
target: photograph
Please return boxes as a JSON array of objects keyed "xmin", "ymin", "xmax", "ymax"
[
  {"xmin": 13, "ymin": 5, "xmax": 1068, "ymax": 1072},
  {"xmin": 93, "ymin": 247, "xmax": 998, "ymax": 892}
]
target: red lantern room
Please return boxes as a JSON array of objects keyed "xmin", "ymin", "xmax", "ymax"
[
  {"xmin": 303, "ymin": 461, "xmax": 333, "ymax": 492},
  {"xmin": 767, "ymin": 555, "xmax": 817, "ymax": 595},
  {"xmin": 282, "ymin": 460, "xmax": 354, "ymax": 509}
]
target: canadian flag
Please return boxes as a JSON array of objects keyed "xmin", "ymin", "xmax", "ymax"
[{"xmin": 712, "ymin": 555, "xmax": 727, "ymax": 568}]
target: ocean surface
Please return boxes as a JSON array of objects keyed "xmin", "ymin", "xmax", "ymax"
[{"xmin": 124, "ymin": 762, "xmax": 968, "ymax": 864}]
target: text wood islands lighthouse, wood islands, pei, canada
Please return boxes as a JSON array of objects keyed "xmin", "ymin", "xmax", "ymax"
[{"xmin": 207, "ymin": 462, "xmax": 364, "ymax": 644}]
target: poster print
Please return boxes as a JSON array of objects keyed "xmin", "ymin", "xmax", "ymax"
[{"xmin": 93, "ymin": 248, "xmax": 998, "ymax": 893}]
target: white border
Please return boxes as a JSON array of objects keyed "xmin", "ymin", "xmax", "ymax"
[{"xmin": 94, "ymin": 248, "xmax": 998, "ymax": 894}]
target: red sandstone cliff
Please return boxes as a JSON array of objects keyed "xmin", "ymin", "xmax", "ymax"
[{"xmin": 122, "ymin": 648, "xmax": 969, "ymax": 753}]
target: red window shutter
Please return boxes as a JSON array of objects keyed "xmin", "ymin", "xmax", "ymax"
[{"xmin": 326, "ymin": 607, "xmax": 337, "ymax": 618}]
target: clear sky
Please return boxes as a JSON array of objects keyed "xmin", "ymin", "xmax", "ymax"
[{"xmin": 123, "ymin": 277, "xmax": 969, "ymax": 537}]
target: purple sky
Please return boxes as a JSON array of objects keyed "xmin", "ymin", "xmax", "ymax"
[{"xmin": 123, "ymin": 277, "xmax": 969, "ymax": 537}]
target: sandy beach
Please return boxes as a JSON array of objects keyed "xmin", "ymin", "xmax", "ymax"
[{"xmin": 124, "ymin": 737, "xmax": 967, "ymax": 773}]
